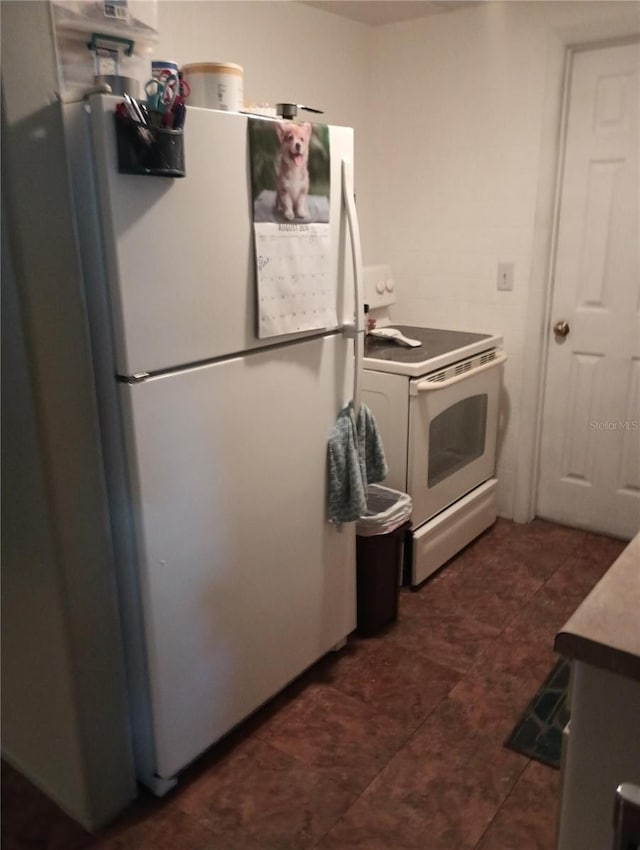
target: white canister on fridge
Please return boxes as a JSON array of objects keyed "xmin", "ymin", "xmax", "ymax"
[{"xmin": 181, "ymin": 62, "xmax": 244, "ymax": 112}]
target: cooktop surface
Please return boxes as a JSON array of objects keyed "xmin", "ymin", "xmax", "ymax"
[{"xmin": 363, "ymin": 325, "xmax": 502, "ymax": 377}]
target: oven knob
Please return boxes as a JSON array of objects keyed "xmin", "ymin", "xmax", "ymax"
[
  {"xmin": 376, "ymin": 279, "xmax": 386, "ymax": 294},
  {"xmin": 385, "ymin": 278, "xmax": 395, "ymax": 292}
]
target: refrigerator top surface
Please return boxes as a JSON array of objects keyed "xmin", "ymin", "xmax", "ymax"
[{"xmin": 363, "ymin": 325, "xmax": 503, "ymax": 377}]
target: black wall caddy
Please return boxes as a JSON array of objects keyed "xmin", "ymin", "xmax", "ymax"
[{"xmin": 114, "ymin": 96, "xmax": 186, "ymax": 178}]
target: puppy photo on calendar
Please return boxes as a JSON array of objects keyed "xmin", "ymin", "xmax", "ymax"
[
  {"xmin": 274, "ymin": 120, "xmax": 312, "ymax": 221},
  {"xmin": 248, "ymin": 118, "xmax": 330, "ymax": 224}
]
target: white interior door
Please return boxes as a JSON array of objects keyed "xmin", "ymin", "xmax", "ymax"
[{"xmin": 537, "ymin": 41, "xmax": 640, "ymax": 540}]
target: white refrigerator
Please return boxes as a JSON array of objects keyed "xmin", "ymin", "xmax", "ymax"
[{"xmin": 63, "ymin": 95, "xmax": 362, "ymax": 794}]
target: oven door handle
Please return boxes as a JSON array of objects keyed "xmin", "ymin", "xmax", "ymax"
[{"xmin": 410, "ymin": 351, "xmax": 507, "ymax": 395}]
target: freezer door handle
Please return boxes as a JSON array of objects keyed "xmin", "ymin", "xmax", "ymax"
[
  {"xmin": 341, "ymin": 323, "xmax": 361, "ymax": 339},
  {"xmin": 342, "ymin": 158, "xmax": 364, "ymax": 413}
]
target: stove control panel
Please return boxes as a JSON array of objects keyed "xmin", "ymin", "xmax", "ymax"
[{"xmin": 364, "ymin": 264, "xmax": 396, "ymax": 309}]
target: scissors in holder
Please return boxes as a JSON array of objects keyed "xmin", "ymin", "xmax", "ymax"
[
  {"xmin": 165, "ymin": 76, "xmax": 190, "ymax": 129},
  {"xmin": 175, "ymin": 76, "xmax": 191, "ymax": 107},
  {"xmin": 144, "ymin": 74, "xmax": 178, "ymax": 114}
]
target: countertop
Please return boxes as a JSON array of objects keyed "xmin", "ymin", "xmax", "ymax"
[{"xmin": 555, "ymin": 532, "xmax": 640, "ymax": 682}]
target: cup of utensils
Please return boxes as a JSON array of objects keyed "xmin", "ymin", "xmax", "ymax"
[
  {"xmin": 113, "ymin": 63, "xmax": 189, "ymax": 176},
  {"xmin": 114, "ymin": 90, "xmax": 186, "ymax": 176}
]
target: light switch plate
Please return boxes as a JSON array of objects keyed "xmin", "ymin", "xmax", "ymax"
[{"xmin": 497, "ymin": 262, "xmax": 514, "ymax": 291}]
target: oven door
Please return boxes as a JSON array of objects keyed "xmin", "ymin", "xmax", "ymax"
[{"xmin": 407, "ymin": 351, "xmax": 507, "ymax": 525}]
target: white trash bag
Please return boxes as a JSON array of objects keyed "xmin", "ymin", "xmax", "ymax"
[{"xmin": 356, "ymin": 484, "xmax": 412, "ymax": 537}]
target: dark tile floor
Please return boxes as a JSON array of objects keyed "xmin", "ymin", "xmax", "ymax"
[{"xmin": 1, "ymin": 519, "xmax": 627, "ymax": 850}]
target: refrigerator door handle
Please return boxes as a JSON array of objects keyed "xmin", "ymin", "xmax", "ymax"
[{"xmin": 341, "ymin": 158, "xmax": 364, "ymax": 415}]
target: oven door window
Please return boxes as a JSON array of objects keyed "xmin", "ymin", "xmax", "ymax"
[{"xmin": 428, "ymin": 395, "xmax": 488, "ymax": 488}]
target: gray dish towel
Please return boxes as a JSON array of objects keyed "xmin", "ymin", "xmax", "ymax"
[{"xmin": 327, "ymin": 402, "xmax": 388, "ymax": 523}]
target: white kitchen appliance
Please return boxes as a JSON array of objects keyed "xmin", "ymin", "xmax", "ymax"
[
  {"xmin": 63, "ymin": 95, "xmax": 363, "ymax": 794},
  {"xmin": 362, "ymin": 266, "xmax": 505, "ymax": 586}
]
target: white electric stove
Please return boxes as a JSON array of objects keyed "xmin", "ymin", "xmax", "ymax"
[{"xmin": 361, "ymin": 267, "xmax": 506, "ymax": 586}]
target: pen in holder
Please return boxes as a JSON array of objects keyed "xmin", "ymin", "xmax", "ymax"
[{"xmin": 114, "ymin": 99, "xmax": 186, "ymax": 178}]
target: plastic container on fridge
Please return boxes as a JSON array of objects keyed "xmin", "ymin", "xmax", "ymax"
[
  {"xmin": 51, "ymin": 1, "xmax": 159, "ymax": 101},
  {"xmin": 181, "ymin": 62, "xmax": 244, "ymax": 112}
]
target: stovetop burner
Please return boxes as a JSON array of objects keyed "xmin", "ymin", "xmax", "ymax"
[
  {"xmin": 364, "ymin": 326, "xmax": 492, "ymax": 363},
  {"xmin": 363, "ymin": 325, "xmax": 502, "ymax": 377}
]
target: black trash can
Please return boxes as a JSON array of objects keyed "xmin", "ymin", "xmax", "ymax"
[{"xmin": 356, "ymin": 485, "xmax": 412, "ymax": 636}]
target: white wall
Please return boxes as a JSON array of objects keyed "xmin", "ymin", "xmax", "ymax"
[
  {"xmin": 368, "ymin": 0, "xmax": 640, "ymax": 517},
  {"xmin": 156, "ymin": 1, "xmax": 378, "ymax": 259},
  {"xmin": 159, "ymin": 0, "xmax": 638, "ymax": 520}
]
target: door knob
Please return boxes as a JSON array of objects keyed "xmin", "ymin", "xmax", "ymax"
[{"xmin": 553, "ymin": 320, "xmax": 570, "ymax": 338}]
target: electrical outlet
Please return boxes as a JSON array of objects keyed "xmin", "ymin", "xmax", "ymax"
[{"xmin": 497, "ymin": 262, "xmax": 514, "ymax": 291}]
